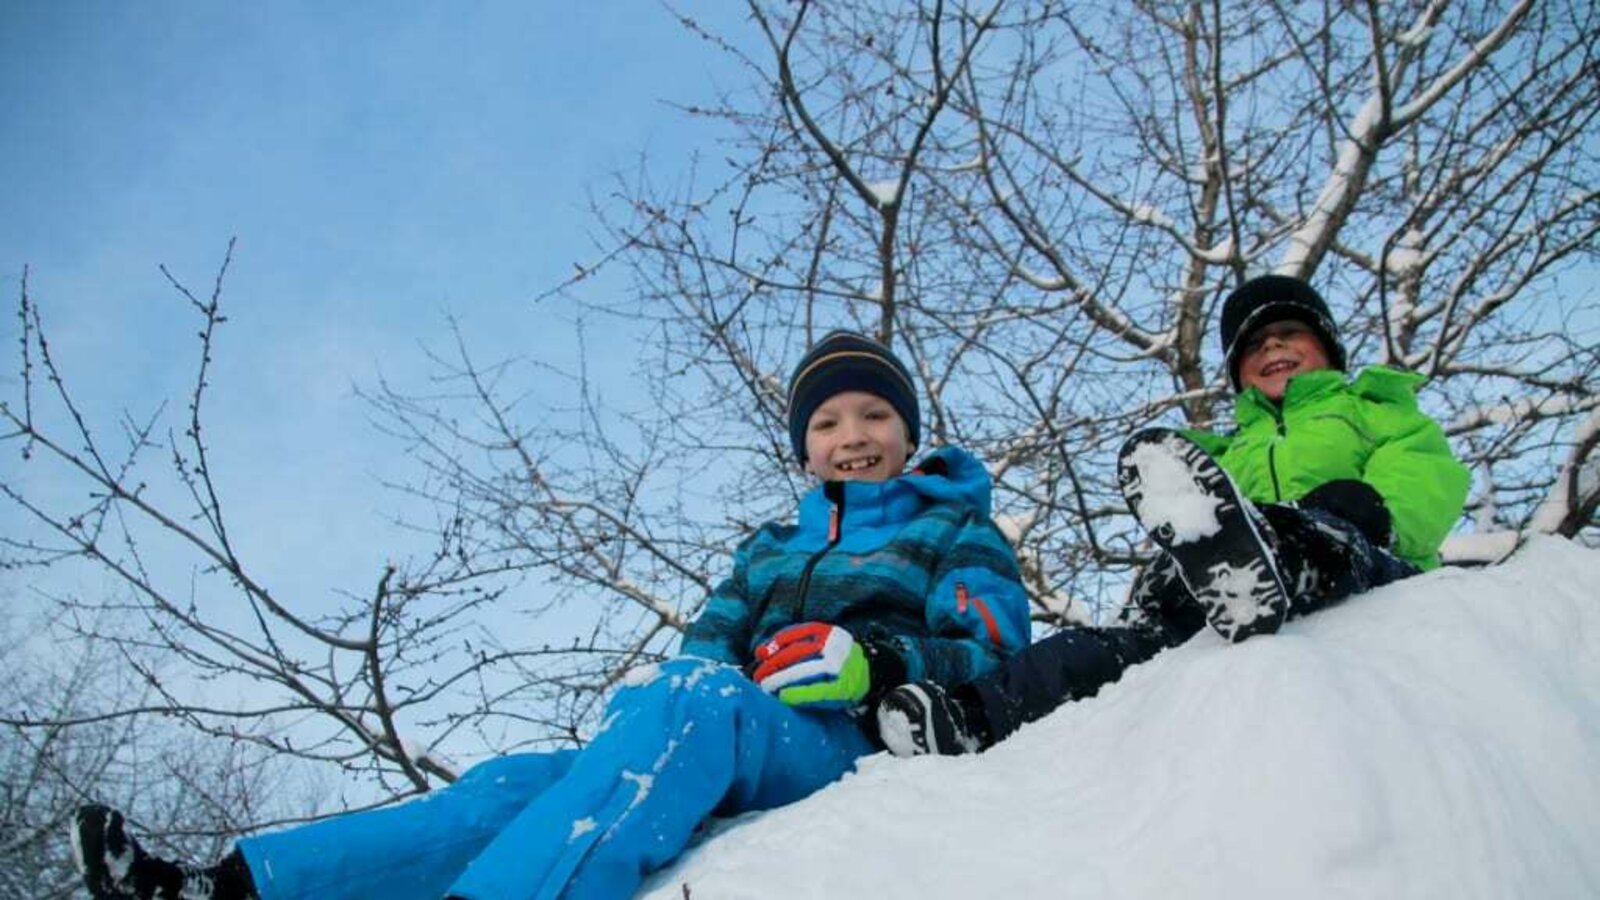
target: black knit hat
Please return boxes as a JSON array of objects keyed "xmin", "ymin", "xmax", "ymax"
[
  {"xmin": 787, "ymin": 330, "xmax": 920, "ymax": 463},
  {"xmin": 1219, "ymin": 274, "xmax": 1347, "ymax": 390}
]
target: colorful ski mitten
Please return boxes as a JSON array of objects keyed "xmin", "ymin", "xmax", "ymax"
[
  {"xmin": 751, "ymin": 622, "xmax": 874, "ymax": 709},
  {"xmin": 73, "ymin": 805, "xmax": 257, "ymax": 900},
  {"xmin": 876, "ymin": 681, "xmax": 988, "ymax": 756},
  {"xmin": 1117, "ymin": 428, "xmax": 1291, "ymax": 643}
]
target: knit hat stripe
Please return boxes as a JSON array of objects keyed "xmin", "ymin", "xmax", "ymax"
[{"xmin": 787, "ymin": 350, "xmax": 918, "ymax": 408}]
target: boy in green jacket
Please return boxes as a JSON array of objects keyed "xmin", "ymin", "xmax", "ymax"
[{"xmin": 875, "ymin": 274, "xmax": 1471, "ymax": 756}]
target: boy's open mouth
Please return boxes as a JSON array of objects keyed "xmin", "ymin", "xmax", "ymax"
[
  {"xmin": 1260, "ymin": 360, "xmax": 1298, "ymax": 377},
  {"xmin": 836, "ymin": 455, "xmax": 882, "ymax": 472}
]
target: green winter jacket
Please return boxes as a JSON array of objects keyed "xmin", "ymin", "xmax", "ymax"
[{"xmin": 1184, "ymin": 366, "xmax": 1470, "ymax": 570}]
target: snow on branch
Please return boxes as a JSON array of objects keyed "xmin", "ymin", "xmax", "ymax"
[
  {"xmin": 1390, "ymin": 0, "xmax": 1534, "ymax": 129},
  {"xmin": 1529, "ymin": 408, "xmax": 1600, "ymax": 536},
  {"xmin": 1445, "ymin": 390, "xmax": 1600, "ymax": 437}
]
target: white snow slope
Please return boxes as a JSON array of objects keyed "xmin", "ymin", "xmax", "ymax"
[{"xmin": 644, "ymin": 537, "xmax": 1600, "ymax": 899}]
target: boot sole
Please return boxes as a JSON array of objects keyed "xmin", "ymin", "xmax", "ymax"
[{"xmin": 1118, "ymin": 429, "xmax": 1289, "ymax": 642}]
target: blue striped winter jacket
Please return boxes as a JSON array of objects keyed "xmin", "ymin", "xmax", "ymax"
[{"xmin": 681, "ymin": 446, "xmax": 1030, "ymax": 690}]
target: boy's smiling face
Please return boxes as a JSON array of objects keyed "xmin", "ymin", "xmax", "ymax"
[
  {"xmin": 804, "ymin": 391, "xmax": 911, "ymax": 482},
  {"xmin": 1237, "ymin": 319, "xmax": 1333, "ymax": 401}
]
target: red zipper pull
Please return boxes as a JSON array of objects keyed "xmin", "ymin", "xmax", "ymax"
[{"xmin": 956, "ymin": 581, "xmax": 969, "ymax": 613}]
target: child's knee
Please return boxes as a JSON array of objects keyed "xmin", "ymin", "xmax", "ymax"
[
  {"xmin": 603, "ymin": 658, "xmax": 761, "ymax": 742},
  {"xmin": 454, "ymin": 750, "xmax": 574, "ymax": 795},
  {"xmin": 616, "ymin": 657, "xmax": 754, "ymax": 707}
]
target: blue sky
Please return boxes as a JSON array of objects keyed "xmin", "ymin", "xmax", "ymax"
[{"xmin": 1, "ymin": 2, "xmax": 749, "ymax": 609}]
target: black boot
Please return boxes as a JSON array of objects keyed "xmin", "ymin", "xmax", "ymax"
[
  {"xmin": 73, "ymin": 805, "xmax": 256, "ymax": 900},
  {"xmin": 1118, "ymin": 428, "xmax": 1290, "ymax": 643},
  {"xmin": 1120, "ymin": 548, "xmax": 1207, "ymax": 643},
  {"xmin": 876, "ymin": 681, "xmax": 991, "ymax": 756}
]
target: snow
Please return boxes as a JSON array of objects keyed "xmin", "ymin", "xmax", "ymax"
[
  {"xmin": 1442, "ymin": 531, "xmax": 1519, "ymax": 565},
  {"xmin": 991, "ymin": 511, "xmax": 1033, "ymax": 544},
  {"xmin": 1385, "ymin": 228, "xmax": 1427, "ymax": 277},
  {"xmin": 642, "ymin": 537, "xmax": 1600, "ymax": 899},
  {"xmin": 399, "ymin": 736, "xmax": 450, "ymax": 774},
  {"xmin": 67, "ymin": 820, "xmax": 86, "ymax": 876},
  {"xmin": 1129, "ymin": 204, "xmax": 1175, "ymax": 229},
  {"xmin": 1281, "ymin": 94, "xmax": 1384, "ymax": 274},
  {"xmin": 1529, "ymin": 408, "xmax": 1600, "ymax": 534},
  {"xmin": 1196, "ymin": 236, "xmax": 1233, "ymax": 265},
  {"xmin": 868, "ymin": 179, "xmax": 901, "ymax": 207},
  {"xmin": 874, "ymin": 702, "xmax": 920, "ymax": 755},
  {"xmin": 621, "ymin": 662, "xmax": 663, "ymax": 688},
  {"xmin": 618, "ymin": 770, "xmax": 654, "ymax": 819},
  {"xmin": 879, "ymin": 684, "xmax": 981, "ymax": 757},
  {"xmin": 1126, "ymin": 439, "xmax": 1223, "ymax": 542},
  {"xmin": 1396, "ymin": 22, "xmax": 1435, "ymax": 47},
  {"xmin": 1198, "ymin": 558, "xmax": 1278, "ymax": 627}
]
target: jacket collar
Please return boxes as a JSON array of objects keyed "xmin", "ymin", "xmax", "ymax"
[
  {"xmin": 795, "ymin": 446, "xmax": 991, "ymax": 534},
  {"xmin": 1235, "ymin": 368, "xmax": 1345, "ymax": 425}
]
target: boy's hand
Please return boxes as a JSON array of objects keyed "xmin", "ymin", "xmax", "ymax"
[
  {"xmin": 751, "ymin": 622, "xmax": 872, "ymax": 709},
  {"xmin": 1300, "ymin": 479, "xmax": 1393, "ymax": 547}
]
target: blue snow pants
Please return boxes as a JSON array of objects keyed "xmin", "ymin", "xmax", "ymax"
[{"xmin": 237, "ymin": 658, "xmax": 876, "ymax": 900}]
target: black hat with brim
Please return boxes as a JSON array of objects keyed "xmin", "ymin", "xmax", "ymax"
[{"xmin": 1219, "ymin": 275, "xmax": 1347, "ymax": 390}]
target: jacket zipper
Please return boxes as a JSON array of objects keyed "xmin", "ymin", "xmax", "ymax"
[
  {"xmin": 795, "ymin": 480, "xmax": 845, "ymax": 622},
  {"xmin": 1267, "ymin": 406, "xmax": 1286, "ymax": 502}
]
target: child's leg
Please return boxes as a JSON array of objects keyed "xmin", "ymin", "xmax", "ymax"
[
  {"xmin": 966, "ymin": 625, "xmax": 1173, "ymax": 745},
  {"xmin": 877, "ymin": 619, "xmax": 1176, "ymax": 757},
  {"xmin": 1120, "ymin": 548, "xmax": 1208, "ymax": 642},
  {"xmin": 1118, "ymin": 428, "xmax": 1291, "ymax": 642},
  {"xmin": 74, "ymin": 751, "xmax": 575, "ymax": 900},
  {"xmin": 444, "ymin": 657, "xmax": 874, "ymax": 900},
  {"xmin": 1258, "ymin": 504, "xmax": 1421, "ymax": 617},
  {"xmin": 243, "ymin": 751, "xmax": 575, "ymax": 900}
]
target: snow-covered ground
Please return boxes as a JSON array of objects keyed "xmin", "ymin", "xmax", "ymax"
[{"xmin": 644, "ymin": 537, "xmax": 1600, "ymax": 899}]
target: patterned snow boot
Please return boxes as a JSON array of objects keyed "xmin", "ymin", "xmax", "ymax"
[
  {"xmin": 1119, "ymin": 547, "xmax": 1207, "ymax": 642},
  {"xmin": 72, "ymin": 805, "xmax": 255, "ymax": 900},
  {"xmin": 1117, "ymin": 428, "xmax": 1291, "ymax": 643}
]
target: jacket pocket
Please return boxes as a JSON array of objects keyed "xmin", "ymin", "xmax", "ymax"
[{"xmin": 956, "ymin": 582, "xmax": 1005, "ymax": 649}]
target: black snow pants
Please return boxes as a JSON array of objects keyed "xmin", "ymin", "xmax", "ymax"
[{"xmin": 968, "ymin": 503, "xmax": 1420, "ymax": 746}]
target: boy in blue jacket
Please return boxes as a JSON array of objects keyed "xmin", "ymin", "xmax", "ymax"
[
  {"xmin": 74, "ymin": 330, "xmax": 1030, "ymax": 900},
  {"xmin": 876, "ymin": 275, "xmax": 1469, "ymax": 757}
]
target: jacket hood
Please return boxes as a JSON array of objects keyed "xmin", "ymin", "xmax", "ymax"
[
  {"xmin": 1350, "ymin": 365, "xmax": 1426, "ymax": 406},
  {"xmin": 901, "ymin": 445, "xmax": 993, "ymax": 515}
]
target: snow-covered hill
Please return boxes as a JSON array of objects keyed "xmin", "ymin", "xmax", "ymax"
[{"xmin": 644, "ymin": 537, "xmax": 1600, "ymax": 899}]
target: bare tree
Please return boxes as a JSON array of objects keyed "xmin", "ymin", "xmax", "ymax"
[
  {"xmin": 549, "ymin": 0, "xmax": 1597, "ymax": 599},
  {"xmin": 0, "ymin": 0, "xmax": 1594, "ymax": 836},
  {"xmin": 0, "ymin": 251, "xmax": 594, "ymax": 801},
  {"xmin": 0, "ymin": 607, "xmax": 308, "ymax": 899}
]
